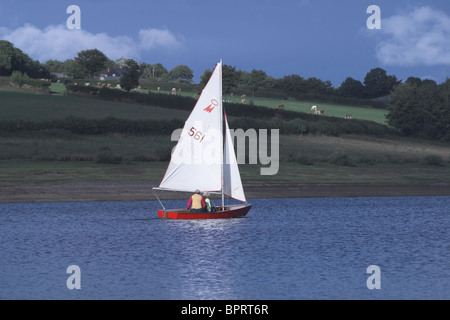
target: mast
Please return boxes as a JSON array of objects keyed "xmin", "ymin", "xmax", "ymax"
[{"xmin": 219, "ymin": 59, "xmax": 225, "ymax": 210}]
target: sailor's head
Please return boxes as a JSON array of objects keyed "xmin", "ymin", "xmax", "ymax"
[
  {"xmin": 194, "ymin": 189, "xmax": 201, "ymax": 194},
  {"xmin": 203, "ymin": 192, "xmax": 210, "ymax": 197}
]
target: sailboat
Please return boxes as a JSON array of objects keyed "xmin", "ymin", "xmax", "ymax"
[{"xmin": 153, "ymin": 60, "xmax": 252, "ymax": 219}]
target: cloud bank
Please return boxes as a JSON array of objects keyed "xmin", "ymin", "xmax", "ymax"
[
  {"xmin": 375, "ymin": 6, "xmax": 450, "ymax": 66},
  {"xmin": 0, "ymin": 24, "xmax": 184, "ymax": 62}
]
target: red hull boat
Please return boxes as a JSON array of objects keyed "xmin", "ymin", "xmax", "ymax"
[{"xmin": 158, "ymin": 204, "xmax": 252, "ymax": 220}]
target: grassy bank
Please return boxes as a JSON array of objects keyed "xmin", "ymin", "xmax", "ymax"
[
  {"xmin": 1, "ymin": 159, "xmax": 449, "ymax": 203},
  {"xmin": 2, "ymin": 129, "xmax": 449, "ymax": 201},
  {"xmin": 1, "ymin": 158, "xmax": 449, "ymax": 187},
  {"xmin": 1, "ymin": 132, "xmax": 449, "ymax": 164},
  {"xmin": 279, "ymin": 134, "xmax": 450, "ymax": 164}
]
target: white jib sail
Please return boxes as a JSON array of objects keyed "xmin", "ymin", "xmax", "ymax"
[
  {"xmin": 158, "ymin": 61, "xmax": 223, "ymax": 193},
  {"xmin": 223, "ymin": 114, "xmax": 246, "ymax": 203}
]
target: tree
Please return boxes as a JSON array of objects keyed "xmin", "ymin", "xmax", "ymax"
[
  {"xmin": 363, "ymin": 67, "xmax": 401, "ymax": 99},
  {"xmin": 387, "ymin": 80, "xmax": 450, "ymax": 140},
  {"xmin": 200, "ymin": 69, "xmax": 212, "ymax": 87},
  {"xmin": 153, "ymin": 63, "xmax": 168, "ymax": 78},
  {"xmin": 140, "ymin": 62, "xmax": 169, "ymax": 82},
  {"xmin": 0, "ymin": 40, "xmax": 16, "ymax": 75},
  {"xmin": 61, "ymin": 59, "xmax": 85, "ymax": 78},
  {"xmin": 240, "ymin": 69, "xmax": 267, "ymax": 96},
  {"xmin": 169, "ymin": 65, "xmax": 193, "ymax": 82},
  {"xmin": 0, "ymin": 40, "xmax": 49, "ymax": 78},
  {"xmin": 303, "ymin": 77, "xmax": 333, "ymax": 95},
  {"xmin": 222, "ymin": 65, "xmax": 241, "ymax": 94},
  {"xmin": 141, "ymin": 63, "xmax": 168, "ymax": 79},
  {"xmin": 404, "ymin": 76, "xmax": 422, "ymax": 87},
  {"xmin": 273, "ymin": 74, "xmax": 305, "ymax": 96},
  {"xmin": 120, "ymin": 59, "xmax": 140, "ymax": 92},
  {"xmin": 44, "ymin": 59, "xmax": 65, "ymax": 73},
  {"xmin": 75, "ymin": 49, "xmax": 108, "ymax": 78},
  {"xmin": 437, "ymin": 79, "xmax": 450, "ymax": 140},
  {"xmin": 337, "ymin": 77, "xmax": 365, "ymax": 98}
]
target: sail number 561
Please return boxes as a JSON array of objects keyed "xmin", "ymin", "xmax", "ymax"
[{"xmin": 188, "ymin": 127, "xmax": 206, "ymax": 143}]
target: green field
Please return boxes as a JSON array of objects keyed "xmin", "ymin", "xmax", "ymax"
[
  {"xmin": 224, "ymin": 95, "xmax": 388, "ymax": 124},
  {"xmin": 143, "ymin": 87, "xmax": 388, "ymax": 124},
  {"xmin": 0, "ymin": 88, "xmax": 190, "ymax": 121}
]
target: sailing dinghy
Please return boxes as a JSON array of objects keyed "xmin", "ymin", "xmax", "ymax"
[{"xmin": 153, "ymin": 60, "xmax": 252, "ymax": 219}]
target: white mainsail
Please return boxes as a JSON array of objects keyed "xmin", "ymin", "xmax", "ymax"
[{"xmin": 158, "ymin": 60, "xmax": 246, "ymax": 203}]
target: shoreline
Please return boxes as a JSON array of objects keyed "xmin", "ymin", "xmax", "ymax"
[{"xmin": 1, "ymin": 181, "xmax": 449, "ymax": 203}]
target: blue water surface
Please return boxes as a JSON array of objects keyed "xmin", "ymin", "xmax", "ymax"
[{"xmin": 1, "ymin": 196, "xmax": 449, "ymax": 299}]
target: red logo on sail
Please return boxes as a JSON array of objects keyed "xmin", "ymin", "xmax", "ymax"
[{"xmin": 204, "ymin": 99, "xmax": 218, "ymax": 113}]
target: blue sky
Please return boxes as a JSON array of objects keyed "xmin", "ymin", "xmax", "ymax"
[{"xmin": 1, "ymin": 0, "xmax": 450, "ymax": 86}]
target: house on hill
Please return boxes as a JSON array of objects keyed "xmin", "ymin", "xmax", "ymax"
[{"xmin": 99, "ymin": 67, "xmax": 126, "ymax": 80}]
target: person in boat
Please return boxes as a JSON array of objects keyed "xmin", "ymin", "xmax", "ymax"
[
  {"xmin": 203, "ymin": 192, "xmax": 215, "ymax": 212},
  {"xmin": 186, "ymin": 189, "xmax": 206, "ymax": 213}
]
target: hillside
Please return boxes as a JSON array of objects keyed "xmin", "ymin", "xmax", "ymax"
[
  {"xmin": 0, "ymin": 88, "xmax": 191, "ymax": 121},
  {"xmin": 130, "ymin": 87, "xmax": 388, "ymax": 124},
  {"xmin": 1, "ymin": 86, "xmax": 448, "ymax": 165},
  {"xmin": 0, "ymin": 87, "xmax": 449, "ymax": 202}
]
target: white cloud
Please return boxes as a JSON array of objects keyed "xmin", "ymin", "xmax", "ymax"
[
  {"xmin": 138, "ymin": 28, "xmax": 184, "ymax": 51},
  {"xmin": 375, "ymin": 6, "xmax": 450, "ymax": 66},
  {"xmin": 0, "ymin": 23, "xmax": 184, "ymax": 62}
]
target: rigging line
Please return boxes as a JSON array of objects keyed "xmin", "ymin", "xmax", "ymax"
[{"xmin": 152, "ymin": 189, "xmax": 166, "ymax": 210}]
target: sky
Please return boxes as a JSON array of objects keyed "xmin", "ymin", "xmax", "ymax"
[{"xmin": 1, "ymin": 0, "xmax": 450, "ymax": 86}]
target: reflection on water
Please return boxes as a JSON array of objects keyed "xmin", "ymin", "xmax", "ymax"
[
  {"xmin": 168, "ymin": 218, "xmax": 248, "ymax": 300},
  {"xmin": 1, "ymin": 196, "xmax": 449, "ymax": 299}
]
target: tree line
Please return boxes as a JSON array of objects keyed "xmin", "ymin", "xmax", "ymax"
[
  {"xmin": 1, "ymin": 40, "xmax": 400, "ymax": 99},
  {"xmin": 200, "ymin": 65, "xmax": 401, "ymax": 101},
  {"xmin": 1, "ymin": 40, "xmax": 449, "ymax": 141}
]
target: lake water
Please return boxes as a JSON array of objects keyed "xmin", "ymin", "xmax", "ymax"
[{"xmin": 1, "ymin": 196, "xmax": 449, "ymax": 300}]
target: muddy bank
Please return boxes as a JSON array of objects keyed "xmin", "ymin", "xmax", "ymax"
[{"xmin": 1, "ymin": 181, "xmax": 449, "ymax": 203}]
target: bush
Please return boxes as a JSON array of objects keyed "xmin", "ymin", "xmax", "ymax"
[
  {"xmin": 11, "ymin": 71, "xmax": 28, "ymax": 85},
  {"xmin": 285, "ymin": 118, "xmax": 308, "ymax": 134},
  {"xmin": 66, "ymin": 84, "xmax": 99, "ymax": 95},
  {"xmin": 95, "ymin": 146, "xmax": 122, "ymax": 164},
  {"xmin": 296, "ymin": 155, "xmax": 313, "ymax": 165},
  {"xmin": 329, "ymin": 152, "xmax": 356, "ymax": 167},
  {"xmin": 0, "ymin": 117, "xmax": 187, "ymax": 136},
  {"xmin": 10, "ymin": 71, "xmax": 51, "ymax": 89},
  {"xmin": 422, "ymin": 155, "xmax": 444, "ymax": 166}
]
